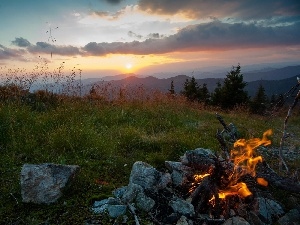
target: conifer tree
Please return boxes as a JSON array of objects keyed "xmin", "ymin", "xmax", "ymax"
[
  {"xmin": 198, "ymin": 83, "xmax": 210, "ymax": 104},
  {"xmin": 182, "ymin": 77, "xmax": 199, "ymax": 101},
  {"xmin": 169, "ymin": 80, "xmax": 175, "ymax": 95},
  {"xmin": 211, "ymin": 64, "xmax": 249, "ymax": 109},
  {"xmin": 250, "ymin": 84, "xmax": 268, "ymax": 114}
]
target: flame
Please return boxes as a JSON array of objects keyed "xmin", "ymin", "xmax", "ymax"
[
  {"xmin": 189, "ymin": 173, "xmax": 210, "ymax": 192},
  {"xmin": 256, "ymin": 177, "xmax": 268, "ymax": 186},
  {"xmin": 191, "ymin": 130, "xmax": 272, "ymax": 203},
  {"xmin": 194, "ymin": 174, "xmax": 210, "ymax": 182},
  {"xmin": 231, "ymin": 129, "xmax": 272, "ymax": 178}
]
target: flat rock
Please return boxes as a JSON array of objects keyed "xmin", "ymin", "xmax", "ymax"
[
  {"xmin": 180, "ymin": 148, "xmax": 216, "ymax": 172},
  {"xmin": 253, "ymin": 197, "xmax": 284, "ymax": 224},
  {"xmin": 129, "ymin": 161, "xmax": 160, "ymax": 190},
  {"xmin": 169, "ymin": 197, "xmax": 195, "ymax": 217},
  {"xmin": 223, "ymin": 216, "xmax": 250, "ymax": 225},
  {"xmin": 21, "ymin": 163, "xmax": 79, "ymax": 204},
  {"xmin": 277, "ymin": 208, "xmax": 300, "ymax": 225}
]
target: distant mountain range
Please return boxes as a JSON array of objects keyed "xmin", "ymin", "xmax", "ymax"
[
  {"xmin": 83, "ymin": 65, "xmax": 300, "ymax": 98},
  {"xmin": 243, "ymin": 65, "xmax": 300, "ymax": 82}
]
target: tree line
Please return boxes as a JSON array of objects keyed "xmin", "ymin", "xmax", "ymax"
[{"xmin": 169, "ymin": 64, "xmax": 283, "ymax": 115}]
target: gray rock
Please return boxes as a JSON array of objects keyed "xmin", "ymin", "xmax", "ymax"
[
  {"xmin": 136, "ymin": 191, "xmax": 155, "ymax": 212},
  {"xmin": 92, "ymin": 204, "xmax": 108, "ymax": 214},
  {"xmin": 223, "ymin": 216, "xmax": 250, "ymax": 225},
  {"xmin": 112, "ymin": 186, "xmax": 127, "ymax": 199},
  {"xmin": 176, "ymin": 215, "xmax": 189, "ymax": 225},
  {"xmin": 121, "ymin": 183, "xmax": 143, "ymax": 203},
  {"xmin": 253, "ymin": 197, "xmax": 284, "ymax": 224},
  {"xmin": 247, "ymin": 211, "xmax": 265, "ymax": 225},
  {"xmin": 92, "ymin": 197, "xmax": 127, "ymax": 218},
  {"xmin": 180, "ymin": 148, "xmax": 216, "ymax": 172},
  {"xmin": 93, "ymin": 197, "xmax": 120, "ymax": 208},
  {"xmin": 171, "ymin": 170, "xmax": 189, "ymax": 186},
  {"xmin": 277, "ymin": 208, "xmax": 300, "ymax": 225},
  {"xmin": 107, "ymin": 205, "xmax": 127, "ymax": 218},
  {"xmin": 165, "ymin": 161, "xmax": 193, "ymax": 186},
  {"xmin": 20, "ymin": 163, "xmax": 79, "ymax": 204},
  {"xmin": 165, "ymin": 161, "xmax": 192, "ymax": 173},
  {"xmin": 129, "ymin": 161, "xmax": 160, "ymax": 190},
  {"xmin": 157, "ymin": 172, "xmax": 172, "ymax": 189},
  {"xmin": 169, "ymin": 197, "xmax": 195, "ymax": 217}
]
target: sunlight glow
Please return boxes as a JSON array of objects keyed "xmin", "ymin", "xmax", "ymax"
[{"xmin": 126, "ymin": 63, "xmax": 132, "ymax": 69}]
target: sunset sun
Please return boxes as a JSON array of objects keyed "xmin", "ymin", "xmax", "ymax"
[{"xmin": 125, "ymin": 63, "xmax": 133, "ymax": 69}]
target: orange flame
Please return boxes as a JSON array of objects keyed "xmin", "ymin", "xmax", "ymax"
[
  {"xmin": 231, "ymin": 129, "xmax": 272, "ymax": 179},
  {"xmin": 191, "ymin": 130, "xmax": 272, "ymax": 203},
  {"xmin": 256, "ymin": 177, "xmax": 268, "ymax": 186},
  {"xmin": 209, "ymin": 182, "xmax": 252, "ymax": 206},
  {"xmin": 189, "ymin": 173, "xmax": 210, "ymax": 192}
]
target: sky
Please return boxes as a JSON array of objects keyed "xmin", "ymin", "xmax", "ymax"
[{"xmin": 0, "ymin": 0, "xmax": 300, "ymax": 78}]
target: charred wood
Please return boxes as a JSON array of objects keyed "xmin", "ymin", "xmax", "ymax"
[{"xmin": 256, "ymin": 161, "xmax": 300, "ymax": 193}]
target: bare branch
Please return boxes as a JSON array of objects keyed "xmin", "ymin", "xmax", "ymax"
[{"xmin": 279, "ymin": 78, "xmax": 300, "ymax": 173}]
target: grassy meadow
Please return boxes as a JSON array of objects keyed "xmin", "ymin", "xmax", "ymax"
[{"xmin": 0, "ymin": 71, "xmax": 299, "ymax": 224}]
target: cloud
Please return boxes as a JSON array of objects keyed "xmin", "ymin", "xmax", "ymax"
[
  {"xmin": 128, "ymin": 31, "xmax": 143, "ymax": 39},
  {"xmin": 4, "ymin": 20, "xmax": 300, "ymax": 61},
  {"xmin": 147, "ymin": 33, "xmax": 163, "ymax": 39},
  {"xmin": 0, "ymin": 44, "xmax": 26, "ymax": 60},
  {"xmin": 104, "ymin": 0, "xmax": 124, "ymax": 5},
  {"xmin": 92, "ymin": 10, "xmax": 124, "ymax": 20},
  {"xmin": 137, "ymin": 0, "xmax": 300, "ymax": 20},
  {"xmin": 27, "ymin": 42, "xmax": 81, "ymax": 56},
  {"xmin": 11, "ymin": 37, "xmax": 32, "ymax": 47},
  {"xmin": 82, "ymin": 21, "xmax": 300, "ymax": 55}
]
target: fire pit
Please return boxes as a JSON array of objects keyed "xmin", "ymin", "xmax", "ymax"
[{"xmin": 90, "ymin": 115, "xmax": 300, "ymax": 225}]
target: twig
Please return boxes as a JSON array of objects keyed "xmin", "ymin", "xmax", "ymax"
[
  {"xmin": 216, "ymin": 129, "xmax": 230, "ymax": 160},
  {"xmin": 10, "ymin": 193, "xmax": 18, "ymax": 205},
  {"xmin": 127, "ymin": 203, "xmax": 140, "ymax": 225},
  {"xmin": 215, "ymin": 113, "xmax": 237, "ymax": 141},
  {"xmin": 148, "ymin": 212, "xmax": 163, "ymax": 225},
  {"xmin": 270, "ymin": 81, "xmax": 300, "ymax": 115},
  {"xmin": 279, "ymin": 78, "xmax": 300, "ymax": 173}
]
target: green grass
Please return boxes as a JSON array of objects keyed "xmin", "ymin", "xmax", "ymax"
[{"xmin": 0, "ymin": 97, "xmax": 299, "ymax": 224}]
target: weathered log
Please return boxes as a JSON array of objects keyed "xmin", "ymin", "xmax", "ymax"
[
  {"xmin": 191, "ymin": 176, "xmax": 211, "ymax": 211},
  {"xmin": 216, "ymin": 129, "xmax": 230, "ymax": 160},
  {"xmin": 256, "ymin": 161, "xmax": 300, "ymax": 193}
]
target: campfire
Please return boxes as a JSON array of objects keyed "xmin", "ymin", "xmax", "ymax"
[
  {"xmin": 187, "ymin": 129, "xmax": 273, "ymax": 219},
  {"xmin": 92, "ymin": 113, "xmax": 300, "ymax": 225}
]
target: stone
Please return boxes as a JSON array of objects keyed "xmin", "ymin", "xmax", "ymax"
[
  {"xmin": 112, "ymin": 186, "xmax": 127, "ymax": 199},
  {"xmin": 92, "ymin": 202, "xmax": 126, "ymax": 218},
  {"xmin": 135, "ymin": 191, "xmax": 155, "ymax": 212},
  {"xmin": 247, "ymin": 211, "xmax": 265, "ymax": 225},
  {"xmin": 176, "ymin": 215, "xmax": 189, "ymax": 225},
  {"xmin": 93, "ymin": 197, "xmax": 120, "ymax": 208},
  {"xmin": 121, "ymin": 183, "xmax": 143, "ymax": 203},
  {"xmin": 223, "ymin": 216, "xmax": 250, "ymax": 225},
  {"xmin": 92, "ymin": 197, "xmax": 127, "ymax": 218},
  {"xmin": 169, "ymin": 197, "xmax": 195, "ymax": 217},
  {"xmin": 171, "ymin": 170, "xmax": 188, "ymax": 187},
  {"xmin": 129, "ymin": 161, "xmax": 160, "ymax": 190},
  {"xmin": 157, "ymin": 172, "xmax": 172, "ymax": 189},
  {"xmin": 107, "ymin": 205, "xmax": 127, "ymax": 218},
  {"xmin": 180, "ymin": 148, "xmax": 216, "ymax": 172},
  {"xmin": 20, "ymin": 163, "xmax": 79, "ymax": 204},
  {"xmin": 277, "ymin": 208, "xmax": 300, "ymax": 225},
  {"xmin": 165, "ymin": 161, "xmax": 193, "ymax": 186},
  {"xmin": 253, "ymin": 197, "xmax": 284, "ymax": 224}
]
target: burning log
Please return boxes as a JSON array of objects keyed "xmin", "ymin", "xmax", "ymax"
[
  {"xmin": 256, "ymin": 161, "xmax": 300, "ymax": 193},
  {"xmin": 215, "ymin": 114, "xmax": 300, "ymax": 194}
]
